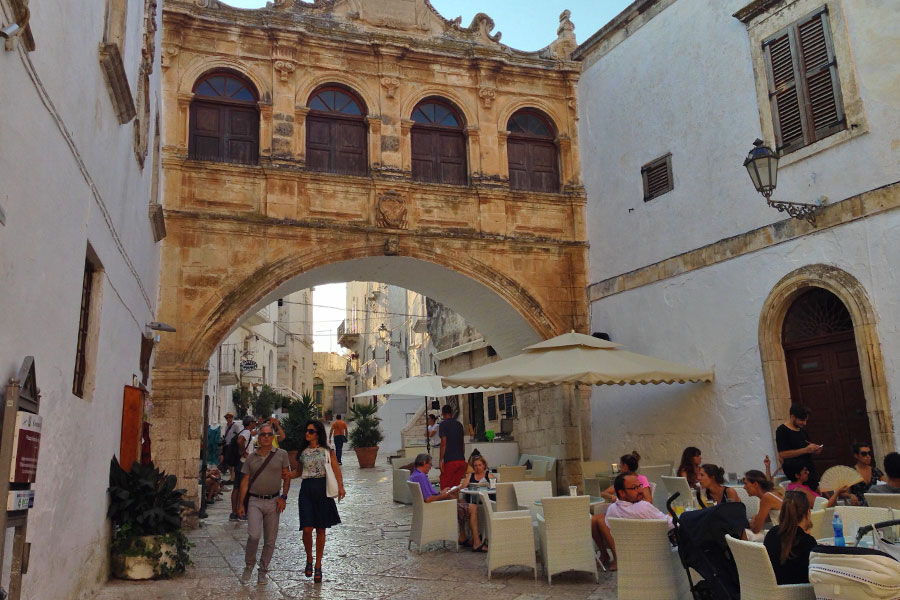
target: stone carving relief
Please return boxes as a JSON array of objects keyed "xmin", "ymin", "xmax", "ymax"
[
  {"xmin": 380, "ymin": 76, "xmax": 400, "ymax": 98},
  {"xmin": 274, "ymin": 60, "xmax": 295, "ymax": 81},
  {"xmin": 548, "ymin": 10, "xmax": 577, "ymax": 60},
  {"xmin": 383, "ymin": 237, "xmax": 400, "ymax": 256},
  {"xmin": 478, "ymin": 87, "xmax": 496, "ymax": 109},
  {"xmin": 134, "ymin": 0, "xmax": 158, "ymax": 167},
  {"xmin": 376, "ymin": 190, "xmax": 408, "ymax": 229}
]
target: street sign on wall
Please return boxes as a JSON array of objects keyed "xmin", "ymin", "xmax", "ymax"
[{"xmin": 10, "ymin": 412, "xmax": 41, "ymax": 484}]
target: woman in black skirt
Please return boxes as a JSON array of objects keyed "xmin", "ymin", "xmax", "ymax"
[{"xmin": 287, "ymin": 419, "xmax": 344, "ymax": 583}]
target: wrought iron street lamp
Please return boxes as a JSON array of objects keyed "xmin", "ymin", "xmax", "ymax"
[
  {"xmin": 744, "ymin": 139, "xmax": 821, "ymax": 225},
  {"xmin": 377, "ymin": 323, "xmax": 401, "ymax": 348}
]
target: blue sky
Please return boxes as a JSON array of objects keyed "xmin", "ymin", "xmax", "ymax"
[{"xmin": 222, "ymin": 0, "xmax": 634, "ymax": 51}]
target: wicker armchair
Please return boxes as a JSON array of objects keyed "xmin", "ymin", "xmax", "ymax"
[
  {"xmin": 733, "ymin": 486, "xmax": 761, "ymax": 522},
  {"xmin": 584, "ymin": 475, "xmax": 612, "ymax": 498},
  {"xmin": 494, "ymin": 482, "xmax": 518, "ymax": 512},
  {"xmin": 661, "ymin": 476, "xmax": 697, "ymax": 508},
  {"xmin": 725, "ymin": 534, "xmax": 815, "ymax": 599},
  {"xmin": 393, "ymin": 469, "xmax": 412, "ymax": 504},
  {"xmin": 809, "ymin": 508, "xmax": 832, "ymax": 540},
  {"xmin": 407, "ymin": 482, "xmax": 458, "ymax": 553},
  {"xmin": 525, "ymin": 459, "xmax": 549, "ymax": 482},
  {"xmin": 512, "ymin": 480, "xmax": 553, "ymax": 514},
  {"xmin": 497, "ymin": 465, "xmax": 526, "ymax": 483},
  {"xmin": 609, "ymin": 517, "xmax": 687, "ymax": 599},
  {"xmin": 865, "ymin": 493, "xmax": 900, "ymax": 510},
  {"xmin": 479, "ymin": 491, "xmax": 537, "ymax": 580},
  {"xmin": 833, "ymin": 505, "xmax": 895, "ymax": 539},
  {"xmin": 536, "ymin": 496, "xmax": 597, "ymax": 584}
]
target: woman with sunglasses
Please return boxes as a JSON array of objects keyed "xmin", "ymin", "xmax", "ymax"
[
  {"xmin": 849, "ymin": 443, "xmax": 883, "ymax": 506},
  {"xmin": 286, "ymin": 420, "xmax": 345, "ymax": 583}
]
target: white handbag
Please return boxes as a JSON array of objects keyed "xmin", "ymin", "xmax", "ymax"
[{"xmin": 324, "ymin": 449, "xmax": 339, "ymax": 499}]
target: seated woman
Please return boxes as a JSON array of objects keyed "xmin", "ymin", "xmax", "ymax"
[
  {"xmin": 743, "ymin": 469, "xmax": 783, "ymax": 541},
  {"xmin": 698, "ymin": 464, "xmax": 740, "ymax": 505},
  {"xmin": 763, "ymin": 491, "xmax": 816, "ymax": 584},
  {"xmin": 848, "ymin": 443, "xmax": 883, "ymax": 506},
  {"xmin": 457, "ymin": 455, "xmax": 492, "ymax": 552},
  {"xmin": 676, "ymin": 446, "xmax": 702, "ymax": 488},
  {"xmin": 783, "ymin": 463, "xmax": 846, "ymax": 508},
  {"xmin": 601, "ymin": 452, "xmax": 652, "ymax": 503}
]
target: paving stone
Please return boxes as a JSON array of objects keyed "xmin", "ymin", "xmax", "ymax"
[{"xmin": 93, "ymin": 452, "xmax": 617, "ymax": 599}]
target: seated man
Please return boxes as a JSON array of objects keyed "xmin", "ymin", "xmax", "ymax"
[
  {"xmin": 869, "ymin": 452, "xmax": 900, "ymax": 493},
  {"xmin": 591, "ymin": 472, "xmax": 673, "ymax": 571},
  {"xmin": 408, "ymin": 453, "xmax": 485, "ymax": 551}
]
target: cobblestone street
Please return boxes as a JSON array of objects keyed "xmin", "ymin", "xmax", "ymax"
[{"xmin": 94, "ymin": 454, "xmax": 617, "ymax": 600}]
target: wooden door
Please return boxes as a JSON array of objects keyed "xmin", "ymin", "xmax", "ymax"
[{"xmin": 785, "ymin": 333, "xmax": 870, "ymax": 471}]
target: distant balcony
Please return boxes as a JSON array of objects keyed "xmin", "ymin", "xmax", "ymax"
[
  {"xmin": 337, "ymin": 319, "xmax": 360, "ymax": 350},
  {"xmin": 244, "ymin": 306, "xmax": 270, "ymax": 327}
]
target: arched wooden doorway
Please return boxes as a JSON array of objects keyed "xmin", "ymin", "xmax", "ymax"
[{"xmin": 782, "ymin": 287, "xmax": 872, "ymax": 470}]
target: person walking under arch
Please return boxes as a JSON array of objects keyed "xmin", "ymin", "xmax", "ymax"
[
  {"xmin": 329, "ymin": 415, "xmax": 348, "ymax": 465},
  {"xmin": 287, "ymin": 420, "xmax": 345, "ymax": 583},
  {"xmin": 438, "ymin": 405, "xmax": 466, "ymax": 490},
  {"xmin": 237, "ymin": 423, "xmax": 291, "ymax": 585}
]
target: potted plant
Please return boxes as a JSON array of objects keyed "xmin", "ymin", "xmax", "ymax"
[
  {"xmin": 107, "ymin": 457, "xmax": 194, "ymax": 580},
  {"xmin": 348, "ymin": 402, "xmax": 384, "ymax": 468},
  {"xmin": 280, "ymin": 392, "xmax": 319, "ymax": 471}
]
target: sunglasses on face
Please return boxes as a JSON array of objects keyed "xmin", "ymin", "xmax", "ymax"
[
  {"xmin": 258, "ymin": 432, "xmax": 274, "ymax": 437},
  {"xmin": 859, "ymin": 451, "xmax": 872, "ymax": 456},
  {"xmin": 306, "ymin": 429, "xmax": 317, "ymax": 434}
]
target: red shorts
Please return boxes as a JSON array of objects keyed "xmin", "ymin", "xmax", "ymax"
[{"xmin": 440, "ymin": 459, "xmax": 467, "ymax": 490}]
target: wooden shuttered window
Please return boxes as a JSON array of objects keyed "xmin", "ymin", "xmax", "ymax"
[
  {"xmin": 411, "ymin": 100, "xmax": 468, "ymax": 185},
  {"xmin": 73, "ymin": 258, "xmax": 95, "ymax": 398},
  {"xmin": 188, "ymin": 73, "xmax": 260, "ymax": 165},
  {"xmin": 305, "ymin": 87, "xmax": 368, "ymax": 176},
  {"xmin": 763, "ymin": 7, "xmax": 845, "ymax": 154},
  {"xmin": 641, "ymin": 154, "xmax": 673, "ymax": 201},
  {"xmin": 506, "ymin": 110, "xmax": 560, "ymax": 193}
]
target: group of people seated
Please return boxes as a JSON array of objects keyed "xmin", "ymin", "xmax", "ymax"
[{"xmin": 407, "ymin": 450, "xmax": 495, "ymax": 553}]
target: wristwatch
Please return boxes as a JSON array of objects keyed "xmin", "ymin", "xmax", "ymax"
[{"xmin": 280, "ymin": 494, "xmax": 288, "ymax": 500}]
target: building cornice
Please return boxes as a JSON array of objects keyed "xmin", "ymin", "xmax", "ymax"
[
  {"xmin": 572, "ymin": 0, "xmax": 676, "ymax": 63},
  {"xmin": 733, "ymin": 0, "xmax": 789, "ymax": 24}
]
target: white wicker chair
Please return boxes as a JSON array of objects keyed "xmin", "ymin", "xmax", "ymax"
[
  {"xmin": 536, "ymin": 496, "xmax": 597, "ymax": 584},
  {"xmin": 865, "ymin": 493, "xmax": 900, "ymax": 510},
  {"xmin": 661, "ymin": 476, "xmax": 697, "ymax": 508},
  {"xmin": 494, "ymin": 482, "xmax": 518, "ymax": 512},
  {"xmin": 608, "ymin": 517, "xmax": 687, "ymax": 599},
  {"xmin": 407, "ymin": 481, "xmax": 458, "ymax": 553},
  {"xmin": 513, "ymin": 480, "xmax": 553, "ymax": 513},
  {"xmin": 479, "ymin": 491, "xmax": 537, "ymax": 580},
  {"xmin": 584, "ymin": 475, "xmax": 612, "ymax": 498},
  {"xmin": 725, "ymin": 535, "xmax": 815, "ymax": 599},
  {"xmin": 393, "ymin": 469, "xmax": 412, "ymax": 504},
  {"xmin": 833, "ymin": 505, "xmax": 895, "ymax": 540},
  {"xmin": 733, "ymin": 486, "xmax": 761, "ymax": 522},
  {"xmin": 497, "ymin": 465, "xmax": 526, "ymax": 483},
  {"xmin": 809, "ymin": 508, "xmax": 833, "ymax": 540},
  {"xmin": 525, "ymin": 459, "xmax": 549, "ymax": 482},
  {"xmin": 641, "ymin": 464, "xmax": 672, "ymax": 511}
]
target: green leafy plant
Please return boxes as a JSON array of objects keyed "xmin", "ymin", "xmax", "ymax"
[
  {"xmin": 232, "ymin": 387, "xmax": 251, "ymax": 418},
  {"xmin": 108, "ymin": 457, "xmax": 195, "ymax": 578},
  {"xmin": 280, "ymin": 392, "xmax": 319, "ymax": 452},
  {"xmin": 348, "ymin": 402, "xmax": 384, "ymax": 449}
]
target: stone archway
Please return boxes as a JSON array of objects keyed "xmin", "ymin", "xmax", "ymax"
[{"xmin": 758, "ymin": 264, "xmax": 893, "ymax": 461}]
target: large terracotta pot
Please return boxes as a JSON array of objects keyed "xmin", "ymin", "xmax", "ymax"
[
  {"xmin": 111, "ymin": 535, "xmax": 176, "ymax": 580},
  {"xmin": 354, "ymin": 446, "xmax": 379, "ymax": 468}
]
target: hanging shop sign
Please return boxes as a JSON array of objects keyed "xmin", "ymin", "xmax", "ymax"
[
  {"xmin": 240, "ymin": 360, "xmax": 258, "ymax": 372},
  {"xmin": 10, "ymin": 412, "xmax": 41, "ymax": 484}
]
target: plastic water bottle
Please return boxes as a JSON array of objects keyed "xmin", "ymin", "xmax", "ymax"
[{"xmin": 832, "ymin": 513, "xmax": 845, "ymax": 547}]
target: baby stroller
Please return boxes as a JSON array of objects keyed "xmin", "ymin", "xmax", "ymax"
[
  {"xmin": 667, "ymin": 491, "xmax": 749, "ymax": 600},
  {"xmin": 809, "ymin": 518, "xmax": 900, "ymax": 599}
]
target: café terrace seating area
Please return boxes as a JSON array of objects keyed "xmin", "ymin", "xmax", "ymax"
[{"xmin": 393, "ymin": 457, "xmax": 900, "ymax": 598}]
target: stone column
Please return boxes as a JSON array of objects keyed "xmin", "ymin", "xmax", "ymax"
[{"xmin": 149, "ymin": 365, "xmax": 209, "ymax": 528}]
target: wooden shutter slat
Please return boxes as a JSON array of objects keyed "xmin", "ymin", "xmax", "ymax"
[
  {"xmin": 769, "ymin": 35, "xmax": 796, "ymax": 89},
  {"xmin": 798, "ymin": 17, "xmax": 829, "ymax": 69},
  {"xmin": 642, "ymin": 155, "xmax": 672, "ymax": 200},
  {"xmin": 797, "ymin": 12, "xmax": 844, "ymax": 139}
]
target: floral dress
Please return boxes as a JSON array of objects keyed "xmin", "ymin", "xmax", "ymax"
[
  {"xmin": 297, "ymin": 446, "xmax": 341, "ymax": 529},
  {"xmin": 849, "ymin": 466, "xmax": 884, "ymax": 506}
]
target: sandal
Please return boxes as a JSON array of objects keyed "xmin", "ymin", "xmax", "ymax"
[
  {"xmin": 304, "ymin": 561, "xmax": 313, "ymax": 577},
  {"xmin": 472, "ymin": 543, "xmax": 488, "ymax": 553},
  {"xmin": 314, "ymin": 567, "xmax": 323, "ymax": 583},
  {"xmin": 459, "ymin": 539, "xmax": 472, "ymax": 548}
]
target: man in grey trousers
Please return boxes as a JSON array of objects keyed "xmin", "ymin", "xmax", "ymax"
[{"xmin": 237, "ymin": 423, "xmax": 291, "ymax": 585}]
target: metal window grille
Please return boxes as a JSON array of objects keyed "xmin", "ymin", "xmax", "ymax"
[{"xmin": 73, "ymin": 259, "xmax": 95, "ymax": 397}]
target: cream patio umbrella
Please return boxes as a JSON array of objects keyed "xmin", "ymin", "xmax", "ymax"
[
  {"xmin": 441, "ymin": 332, "xmax": 714, "ymax": 461},
  {"xmin": 353, "ymin": 375, "xmax": 501, "ymax": 453}
]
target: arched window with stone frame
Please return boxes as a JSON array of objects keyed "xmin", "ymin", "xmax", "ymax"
[
  {"xmin": 506, "ymin": 109, "xmax": 560, "ymax": 193},
  {"xmin": 188, "ymin": 71, "xmax": 260, "ymax": 165},
  {"xmin": 410, "ymin": 98, "xmax": 468, "ymax": 185},
  {"xmin": 305, "ymin": 86, "xmax": 368, "ymax": 176}
]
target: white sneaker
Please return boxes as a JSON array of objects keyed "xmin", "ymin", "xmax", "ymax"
[
  {"xmin": 257, "ymin": 570, "xmax": 268, "ymax": 585},
  {"xmin": 240, "ymin": 566, "xmax": 253, "ymax": 584}
]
